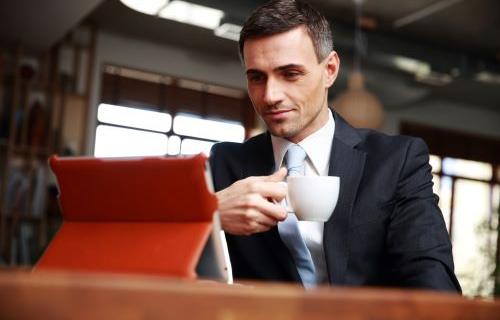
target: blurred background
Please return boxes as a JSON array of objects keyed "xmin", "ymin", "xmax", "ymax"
[{"xmin": 0, "ymin": 0, "xmax": 498, "ymax": 298}]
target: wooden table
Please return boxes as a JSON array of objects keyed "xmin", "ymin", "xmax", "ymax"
[{"xmin": 0, "ymin": 269, "xmax": 498, "ymax": 319}]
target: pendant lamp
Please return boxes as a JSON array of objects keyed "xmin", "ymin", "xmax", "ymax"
[{"xmin": 333, "ymin": 0, "xmax": 384, "ymax": 130}]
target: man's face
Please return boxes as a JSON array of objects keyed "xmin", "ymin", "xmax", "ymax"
[{"xmin": 243, "ymin": 26, "xmax": 339, "ymax": 143}]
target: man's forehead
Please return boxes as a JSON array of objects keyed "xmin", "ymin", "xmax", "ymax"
[{"xmin": 243, "ymin": 26, "xmax": 316, "ymax": 70}]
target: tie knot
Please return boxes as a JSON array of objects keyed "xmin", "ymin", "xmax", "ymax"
[{"xmin": 285, "ymin": 144, "xmax": 307, "ymax": 176}]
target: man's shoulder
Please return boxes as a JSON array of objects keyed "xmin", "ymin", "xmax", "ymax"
[
  {"xmin": 351, "ymin": 128, "xmax": 431, "ymax": 181},
  {"xmin": 211, "ymin": 132, "xmax": 269, "ymax": 155},
  {"xmin": 209, "ymin": 132, "xmax": 271, "ymax": 189},
  {"xmin": 355, "ymin": 128, "xmax": 427, "ymax": 154},
  {"xmin": 332, "ymin": 112, "xmax": 425, "ymax": 154}
]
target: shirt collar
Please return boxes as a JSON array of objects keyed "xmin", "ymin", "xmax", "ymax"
[{"xmin": 271, "ymin": 109, "xmax": 335, "ymax": 175}]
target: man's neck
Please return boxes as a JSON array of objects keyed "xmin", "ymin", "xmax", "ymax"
[{"xmin": 287, "ymin": 107, "xmax": 330, "ymax": 144}]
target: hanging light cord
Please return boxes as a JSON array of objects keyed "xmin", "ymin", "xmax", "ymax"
[{"xmin": 353, "ymin": 0, "xmax": 365, "ymax": 74}]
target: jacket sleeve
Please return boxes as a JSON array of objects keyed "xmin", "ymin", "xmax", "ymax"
[
  {"xmin": 209, "ymin": 142, "xmax": 241, "ymax": 192},
  {"xmin": 385, "ymin": 137, "xmax": 462, "ymax": 293}
]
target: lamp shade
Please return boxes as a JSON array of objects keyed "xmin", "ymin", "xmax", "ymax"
[{"xmin": 333, "ymin": 72, "xmax": 384, "ymax": 130}]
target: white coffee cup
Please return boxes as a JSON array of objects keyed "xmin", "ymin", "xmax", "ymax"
[{"xmin": 281, "ymin": 176, "xmax": 340, "ymax": 222}]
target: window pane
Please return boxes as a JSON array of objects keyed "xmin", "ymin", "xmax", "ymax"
[
  {"xmin": 494, "ymin": 185, "xmax": 499, "ymax": 226},
  {"xmin": 180, "ymin": 138, "xmax": 214, "ymax": 156},
  {"xmin": 432, "ymin": 174, "xmax": 451, "ymax": 232},
  {"xmin": 429, "ymin": 155, "xmax": 441, "ymax": 173},
  {"xmin": 452, "ymin": 179, "xmax": 495, "ymax": 297},
  {"xmin": 442, "ymin": 158, "xmax": 492, "ymax": 180},
  {"xmin": 492, "ymin": 185, "xmax": 499, "ymax": 264},
  {"xmin": 173, "ymin": 113, "xmax": 244, "ymax": 142},
  {"xmin": 438, "ymin": 176, "xmax": 452, "ymax": 233},
  {"xmin": 98, "ymin": 103, "xmax": 171, "ymax": 132},
  {"xmin": 167, "ymin": 135, "xmax": 181, "ymax": 155},
  {"xmin": 432, "ymin": 174, "xmax": 440, "ymax": 194},
  {"xmin": 94, "ymin": 125, "xmax": 167, "ymax": 157}
]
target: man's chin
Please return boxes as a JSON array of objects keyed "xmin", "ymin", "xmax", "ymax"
[{"xmin": 267, "ymin": 125, "xmax": 297, "ymax": 139}]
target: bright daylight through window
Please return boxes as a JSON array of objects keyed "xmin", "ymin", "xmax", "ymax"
[
  {"xmin": 94, "ymin": 104, "xmax": 244, "ymax": 158},
  {"xmin": 430, "ymin": 155, "xmax": 499, "ymax": 297}
]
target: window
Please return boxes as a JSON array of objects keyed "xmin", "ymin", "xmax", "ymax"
[
  {"xmin": 97, "ymin": 65, "xmax": 253, "ymax": 158},
  {"xmin": 401, "ymin": 122, "xmax": 500, "ymax": 298},
  {"xmin": 94, "ymin": 104, "xmax": 244, "ymax": 158},
  {"xmin": 430, "ymin": 155, "xmax": 499, "ymax": 297},
  {"xmin": 173, "ymin": 113, "xmax": 244, "ymax": 142},
  {"xmin": 97, "ymin": 103, "xmax": 171, "ymax": 132},
  {"xmin": 94, "ymin": 125, "xmax": 168, "ymax": 157}
]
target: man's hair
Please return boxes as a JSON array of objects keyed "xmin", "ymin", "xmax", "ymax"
[{"xmin": 239, "ymin": 0, "xmax": 333, "ymax": 62}]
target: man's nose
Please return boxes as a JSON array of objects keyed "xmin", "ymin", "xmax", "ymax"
[{"xmin": 263, "ymin": 78, "xmax": 284, "ymax": 106}]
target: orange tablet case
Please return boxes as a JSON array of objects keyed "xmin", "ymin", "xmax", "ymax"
[{"xmin": 36, "ymin": 154, "xmax": 230, "ymax": 281}]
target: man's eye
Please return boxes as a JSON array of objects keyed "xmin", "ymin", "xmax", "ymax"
[
  {"xmin": 283, "ymin": 71, "xmax": 302, "ymax": 79},
  {"xmin": 248, "ymin": 74, "xmax": 265, "ymax": 83}
]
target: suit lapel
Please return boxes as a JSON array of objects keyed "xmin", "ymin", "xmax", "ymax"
[
  {"xmin": 244, "ymin": 133, "xmax": 275, "ymax": 177},
  {"xmin": 242, "ymin": 114, "xmax": 367, "ymax": 284},
  {"xmin": 324, "ymin": 112, "xmax": 366, "ymax": 284},
  {"xmin": 244, "ymin": 133, "xmax": 301, "ymax": 281}
]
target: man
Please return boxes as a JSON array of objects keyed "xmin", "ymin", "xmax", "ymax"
[{"xmin": 210, "ymin": 0, "xmax": 461, "ymax": 292}]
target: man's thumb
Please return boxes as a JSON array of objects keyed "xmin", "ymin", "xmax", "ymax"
[{"xmin": 268, "ymin": 167, "xmax": 287, "ymax": 181}]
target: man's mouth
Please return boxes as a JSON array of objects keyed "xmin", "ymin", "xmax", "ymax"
[
  {"xmin": 264, "ymin": 109, "xmax": 293, "ymax": 121},
  {"xmin": 265, "ymin": 108, "xmax": 293, "ymax": 116}
]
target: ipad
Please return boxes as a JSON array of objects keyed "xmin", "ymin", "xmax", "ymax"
[{"xmin": 39, "ymin": 154, "xmax": 232, "ymax": 284}]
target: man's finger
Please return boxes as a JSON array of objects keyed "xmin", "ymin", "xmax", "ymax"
[
  {"xmin": 249, "ymin": 196, "xmax": 287, "ymax": 221},
  {"xmin": 249, "ymin": 210, "xmax": 278, "ymax": 228},
  {"xmin": 265, "ymin": 167, "xmax": 287, "ymax": 182},
  {"xmin": 257, "ymin": 214, "xmax": 277, "ymax": 228},
  {"xmin": 250, "ymin": 181, "xmax": 287, "ymax": 200}
]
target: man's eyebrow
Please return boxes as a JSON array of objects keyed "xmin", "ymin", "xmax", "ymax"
[
  {"xmin": 246, "ymin": 64, "xmax": 305, "ymax": 75},
  {"xmin": 245, "ymin": 69, "xmax": 263, "ymax": 75},
  {"xmin": 275, "ymin": 64, "xmax": 305, "ymax": 71}
]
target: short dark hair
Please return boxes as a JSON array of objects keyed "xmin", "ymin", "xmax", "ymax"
[{"xmin": 239, "ymin": 0, "xmax": 333, "ymax": 62}]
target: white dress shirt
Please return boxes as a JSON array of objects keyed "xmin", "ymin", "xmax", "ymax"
[{"xmin": 270, "ymin": 109, "xmax": 335, "ymax": 285}]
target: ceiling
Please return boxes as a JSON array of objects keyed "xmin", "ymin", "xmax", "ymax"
[
  {"xmin": 85, "ymin": 0, "xmax": 500, "ymax": 59},
  {"xmin": 310, "ymin": 0, "xmax": 500, "ymax": 58},
  {"xmin": 1, "ymin": 0, "xmax": 499, "ymax": 113},
  {"xmin": 86, "ymin": 0, "xmax": 500, "ymax": 113},
  {"xmin": 0, "ymin": 0, "xmax": 103, "ymax": 53}
]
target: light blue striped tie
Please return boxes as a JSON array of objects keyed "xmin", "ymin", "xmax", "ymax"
[{"xmin": 278, "ymin": 144, "xmax": 316, "ymax": 287}]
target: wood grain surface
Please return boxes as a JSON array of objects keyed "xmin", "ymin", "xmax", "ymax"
[{"xmin": 0, "ymin": 269, "xmax": 498, "ymax": 320}]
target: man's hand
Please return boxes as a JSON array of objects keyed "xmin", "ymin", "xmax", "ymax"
[{"xmin": 216, "ymin": 168, "xmax": 288, "ymax": 235}]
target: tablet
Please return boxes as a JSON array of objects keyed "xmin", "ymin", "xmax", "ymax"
[{"xmin": 37, "ymin": 154, "xmax": 232, "ymax": 284}]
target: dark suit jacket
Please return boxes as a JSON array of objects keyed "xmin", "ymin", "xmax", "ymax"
[{"xmin": 209, "ymin": 111, "xmax": 461, "ymax": 292}]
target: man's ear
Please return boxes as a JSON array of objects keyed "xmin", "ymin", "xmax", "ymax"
[{"xmin": 324, "ymin": 51, "xmax": 340, "ymax": 88}]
